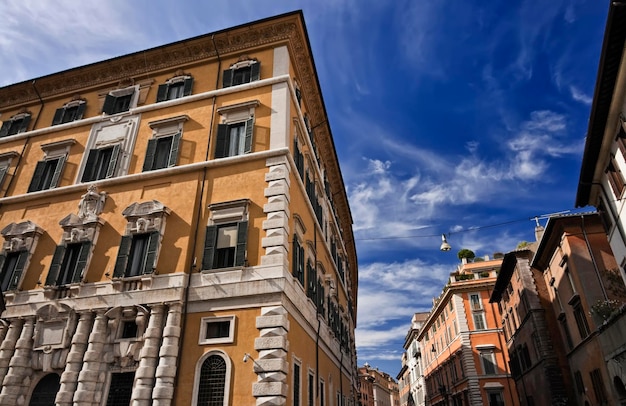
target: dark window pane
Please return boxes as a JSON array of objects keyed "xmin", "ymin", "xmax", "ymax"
[
  {"xmin": 106, "ymin": 372, "xmax": 134, "ymax": 406},
  {"xmin": 1, "ymin": 252, "xmax": 20, "ymax": 292},
  {"xmin": 198, "ymin": 355, "xmax": 226, "ymax": 405},
  {"xmin": 127, "ymin": 234, "xmax": 150, "ymax": 277},
  {"xmin": 153, "ymin": 137, "xmax": 173, "ymax": 170},
  {"xmin": 113, "ymin": 94, "xmax": 132, "ymax": 114},
  {"xmin": 29, "ymin": 373, "xmax": 60, "ymax": 406},
  {"xmin": 58, "ymin": 243, "xmax": 82, "ymax": 286},
  {"xmin": 232, "ymin": 67, "xmax": 251, "ymax": 85},
  {"xmin": 61, "ymin": 105, "xmax": 79, "ymax": 124},
  {"xmin": 35, "ymin": 159, "xmax": 60, "ymax": 191},
  {"xmin": 166, "ymin": 82, "xmax": 185, "ymax": 100},
  {"xmin": 205, "ymin": 321, "xmax": 230, "ymax": 339},
  {"xmin": 121, "ymin": 321, "xmax": 138, "ymax": 339},
  {"xmin": 92, "ymin": 147, "xmax": 114, "ymax": 181},
  {"xmin": 7, "ymin": 118, "xmax": 24, "ymax": 136}
]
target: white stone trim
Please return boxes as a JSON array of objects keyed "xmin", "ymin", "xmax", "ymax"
[
  {"xmin": 199, "ymin": 315, "xmax": 236, "ymax": 345},
  {"xmin": 191, "ymin": 350, "xmax": 232, "ymax": 406}
]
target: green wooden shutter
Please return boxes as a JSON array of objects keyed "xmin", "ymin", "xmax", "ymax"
[
  {"xmin": 292, "ymin": 238, "xmax": 298, "ymax": 279},
  {"xmin": 28, "ymin": 161, "xmax": 47, "ymax": 192},
  {"xmin": 105, "ymin": 144, "xmax": 121, "ymax": 178},
  {"xmin": 215, "ymin": 124, "xmax": 229, "ymax": 158},
  {"xmin": 183, "ymin": 77, "xmax": 194, "ymax": 96},
  {"xmin": 17, "ymin": 115, "xmax": 31, "ymax": 134},
  {"xmin": 113, "ymin": 236, "xmax": 133, "ymax": 278},
  {"xmin": 81, "ymin": 149, "xmax": 99, "ymax": 182},
  {"xmin": 73, "ymin": 241, "xmax": 92, "ymax": 283},
  {"xmin": 243, "ymin": 118, "xmax": 254, "ymax": 153},
  {"xmin": 250, "ymin": 62, "xmax": 261, "ymax": 82},
  {"xmin": 0, "ymin": 121, "xmax": 10, "ymax": 138},
  {"xmin": 49, "ymin": 156, "xmax": 66, "ymax": 188},
  {"xmin": 46, "ymin": 245, "xmax": 66, "ymax": 286},
  {"xmin": 202, "ymin": 225, "xmax": 218, "ymax": 270},
  {"xmin": 143, "ymin": 231, "xmax": 160, "ymax": 274},
  {"xmin": 75, "ymin": 103, "xmax": 86, "ymax": 120},
  {"xmin": 168, "ymin": 132, "xmax": 182, "ymax": 167},
  {"xmin": 222, "ymin": 69, "xmax": 233, "ymax": 88},
  {"xmin": 9, "ymin": 251, "xmax": 28, "ymax": 290},
  {"xmin": 143, "ymin": 138, "xmax": 158, "ymax": 172},
  {"xmin": 156, "ymin": 84, "xmax": 169, "ymax": 102},
  {"xmin": 102, "ymin": 94, "xmax": 116, "ymax": 114},
  {"xmin": 52, "ymin": 108, "xmax": 65, "ymax": 125},
  {"xmin": 0, "ymin": 166, "xmax": 8, "ymax": 189},
  {"xmin": 235, "ymin": 220, "xmax": 248, "ymax": 267}
]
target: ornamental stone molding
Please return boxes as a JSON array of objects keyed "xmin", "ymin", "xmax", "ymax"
[
  {"xmin": 122, "ymin": 200, "xmax": 171, "ymax": 235},
  {"xmin": 0, "ymin": 221, "xmax": 43, "ymax": 253}
]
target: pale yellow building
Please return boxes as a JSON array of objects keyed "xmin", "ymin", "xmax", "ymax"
[{"xmin": 0, "ymin": 11, "xmax": 358, "ymax": 405}]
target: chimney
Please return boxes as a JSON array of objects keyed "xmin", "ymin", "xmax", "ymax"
[{"xmin": 535, "ymin": 224, "xmax": 545, "ymax": 242}]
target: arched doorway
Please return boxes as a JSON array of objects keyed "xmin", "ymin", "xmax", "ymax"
[{"xmin": 29, "ymin": 373, "xmax": 60, "ymax": 406}]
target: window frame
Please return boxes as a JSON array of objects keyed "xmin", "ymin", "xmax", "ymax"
[
  {"xmin": 80, "ymin": 143, "xmax": 121, "ymax": 183},
  {"xmin": 156, "ymin": 75, "xmax": 193, "ymax": 102},
  {"xmin": 293, "ymin": 358, "xmax": 302, "ymax": 406},
  {"xmin": 0, "ymin": 112, "xmax": 31, "ymax": 137},
  {"xmin": 45, "ymin": 241, "xmax": 92, "ymax": 287},
  {"xmin": 198, "ymin": 315, "xmax": 236, "ymax": 345},
  {"xmin": 222, "ymin": 59, "xmax": 260, "ymax": 88},
  {"xmin": 215, "ymin": 100, "xmax": 258, "ymax": 159},
  {"xmin": 480, "ymin": 350, "xmax": 497, "ymax": 375},
  {"xmin": 145, "ymin": 115, "xmax": 189, "ymax": 172},
  {"xmin": 0, "ymin": 250, "xmax": 28, "ymax": 292},
  {"xmin": 105, "ymin": 371, "xmax": 135, "ymax": 406},
  {"xmin": 52, "ymin": 100, "xmax": 86, "ymax": 125},
  {"xmin": 192, "ymin": 350, "xmax": 232, "ymax": 406},
  {"xmin": 0, "ymin": 221, "xmax": 43, "ymax": 293},
  {"xmin": 102, "ymin": 86, "xmax": 139, "ymax": 115},
  {"xmin": 202, "ymin": 199, "xmax": 249, "ymax": 271}
]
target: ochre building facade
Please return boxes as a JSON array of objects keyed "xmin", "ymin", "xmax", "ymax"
[{"xmin": 0, "ymin": 11, "xmax": 358, "ymax": 406}]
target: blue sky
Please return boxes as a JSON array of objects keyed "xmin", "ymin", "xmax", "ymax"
[{"xmin": 0, "ymin": 0, "xmax": 609, "ymax": 377}]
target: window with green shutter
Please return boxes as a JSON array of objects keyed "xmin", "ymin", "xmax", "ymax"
[
  {"xmin": 201, "ymin": 221, "xmax": 248, "ymax": 270},
  {"xmin": 0, "ymin": 113, "xmax": 31, "ymax": 137},
  {"xmin": 0, "ymin": 251, "xmax": 28, "ymax": 292},
  {"xmin": 81, "ymin": 145, "xmax": 120, "ymax": 182},
  {"xmin": 222, "ymin": 61, "xmax": 260, "ymax": 88},
  {"xmin": 143, "ymin": 133, "xmax": 181, "ymax": 171},
  {"xmin": 45, "ymin": 242, "xmax": 91, "ymax": 286},
  {"xmin": 113, "ymin": 232, "xmax": 160, "ymax": 278},
  {"xmin": 28, "ymin": 157, "xmax": 65, "ymax": 192},
  {"xmin": 156, "ymin": 76, "xmax": 193, "ymax": 102},
  {"xmin": 52, "ymin": 101, "xmax": 86, "ymax": 125},
  {"xmin": 214, "ymin": 119, "xmax": 253, "ymax": 158}
]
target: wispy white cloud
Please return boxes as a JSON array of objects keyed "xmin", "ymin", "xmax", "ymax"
[{"xmin": 569, "ymin": 85, "xmax": 593, "ymax": 105}]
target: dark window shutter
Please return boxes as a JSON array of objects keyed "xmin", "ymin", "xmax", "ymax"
[
  {"xmin": 0, "ymin": 254, "xmax": 5, "ymax": 281},
  {"xmin": 49, "ymin": 156, "xmax": 65, "ymax": 188},
  {"xmin": 202, "ymin": 225, "xmax": 218, "ymax": 270},
  {"xmin": 28, "ymin": 161, "xmax": 47, "ymax": 192},
  {"xmin": 75, "ymin": 102, "xmax": 86, "ymax": 121},
  {"xmin": 250, "ymin": 62, "xmax": 261, "ymax": 82},
  {"xmin": 183, "ymin": 77, "xmax": 194, "ymax": 96},
  {"xmin": 8, "ymin": 251, "xmax": 28, "ymax": 290},
  {"xmin": 81, "ymin": 149, "xmax": 99, "ymax": 182},
  {"xmin": 222, "ymin": 69, "xmax": 233, "ymax": 88},
  {"xmin": 244, "ymin": 118, "xmax": 254, "ymax": 153},
  {"xmin": 73, "ymin": 241, "xmax": 91, "ymax": 283},
  {"xmin": 0, "ymin": 121, "xmax": 10, "ymax": 138},
  {"xmin": 46, "ymin": 245, "xmax": 66, "ymax": 286},
  {"xmin": 143, "ymin": 138, "xmax": 158, "ymax": 172},
  {"xmin": 113, "ymin": 236, "xmax": 133, "ymax": 278},
  {"xmin": 168, "ymin": 132, "xmax": 182, "ymax": 167},
  {"xmin": 0, "ymin": 166, "xmax": 8, "ymax": 189},
  {"xmin": 215, "ymin": 124, "xmax": 229, "ymax": 158},
  {"xmin": 102, "ymin": 94, "xmax": 117, "ymax": 114},
  {"xmin": 235, "ymin": 221, "xmax": 248, "ymax": 267},
  {"xmin": 156, "ymin": 84, "xmax": 169, "ymax": 103},
  {"xmin": 17, "ymin": 115, "xmax": 31, "ymax": 134},
  {"xmin": 52, "ymin": 108, "xmax": 65, "ymax": 126},
  {"xmin": 105, "ymin": 144, "xmax": 121, "ymax": 178},
  {"xmin": 292, "ymin": 238, "xmax": 298, "ymax": 279},
  {"xmin": 143, "ymin": 231, "xmax": 160, "ymax": 274}
]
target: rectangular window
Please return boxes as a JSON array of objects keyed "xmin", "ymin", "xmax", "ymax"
[
  {"xmin": 308, "ymin": 372, "xmax": 314, "ymax": 406},
  {"xmin": 46, "ymin": 242, "xmax": 91, "ymax": 286},
  {"xmin": 590, "ymin": 368, "xmax": 608, "ymax": 404},
  {"xmin": 319, "ymin": 380, "xmax": 325, "ymax": 406},
  {"xmin": 142, "ymin": 133, "xmax": 181, "ymax": 171},
  {"xmin": 113, "ymin": 232, "xmax": 160, "ymax": 278},
  {"xmin": 487, "ymin": 391, "xmax": 504, "ymax": 406},
  {"xmin": 28, "ymin": 157, "xmax": 65, "ymax": 192},
  {"xmin": 0, "ymin": 114, "xmax": 31, "ymax": 137},
  {"xmin": 0, "ymin": 251, "xmax": 28, "ymax": 292},
  {"xmin": 106, "ymin": 372, "xmax": 135, "ymax": 406},
  {"xmin": 573, "ymin": 302, "xmax": 590, "ymax": 340},
  {"xmin": 120, "ymin": 321, "xmax": 138, "ymax": 339},
  {"xmin": 470, "ymin": 293, "xmax": 482, "ymax": 310},
  {"xmin": 199, "ymin": 316, "xmax": 235, "ymax": 344},
  {"xmin": 294, "ymin": 362, "xmax": 301, "ymax": 406},
  {"xmin": 606, "ymin": 158, "xmax": 626, "ymax": 199},
  {"xmin": 222, "ymin": 62, "xmax": 260, "ymax": 88},
  {"xmin": 559, "ymin": 315, "xmax": 574, "ymax": 349},
  {"xmin": 52, "ymin": 102, "xmax": 86, "ymax": 125},
  {"xmin": 481, "ymin": 351, "xmax": 497, "ymax": 375},
  {"xmin": 574, "ymin": 370, "xmax": 584, "ymax": 394},
  {"xmin": 292, "ymin": 237, "xmax": 305, "ymax": 286},
  {"xmin": 102, "ymin": 93, "xmax": 133, "ymax": 115},
  {"xmin": 81, "ymin": 145, "xmax": 120, "ymax": 182},
  {"xmin": 156, "ymin": 77, "xmax": 193, "ymax": 102},
  {"xmin": 215, "ymin": 119, "xmax": 254, "ymax": 158},
  {"xmin": 202, "ymin": 221, "xmax": 248, "ymax": 270},
  {"xmin": 473, "ymin": 312, "xmax": 486, "ymax": 330}
]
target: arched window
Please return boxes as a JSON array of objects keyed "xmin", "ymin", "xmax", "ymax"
[
  {"xmin": 193, "ymin": 351, "xmax": 231, "ymax": 406},
  {"xmin": 29, "ymin": 373, "xmax": 60, "ymax": 406}
]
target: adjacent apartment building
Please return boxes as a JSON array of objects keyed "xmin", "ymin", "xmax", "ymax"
[
  {"xmin": 417, "ymin": 257, "xmax": 517, "ymax": 406},
  {"xmin": 397, "ymin": 312, "xmax": 428, "ymax": 406},
  {"xmin": 358, "ymin": 364, "xmax": 399, "ymax": 406},
  {"xmin": 575, "ymin": 0, "xmax": 626, "ymax": 403},
  {"xmin": 0, "ymin": 11, "xmax": 359, "ymax": 405}
]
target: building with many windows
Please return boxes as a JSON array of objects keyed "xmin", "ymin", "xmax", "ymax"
[
  {"xmin": 417, "ymin": 257, "xmax": 517, "ymax": 406},
  {"xmin": 0, "ymin": 11, "xmax": 358, "ymax": 405},
  {"xmin": 397, "ymin": 312, "xmax": 428, "ymax": 406},
  {"xmin": 358, "ymin": 364, "xmax": 399, "ymax": 406}
]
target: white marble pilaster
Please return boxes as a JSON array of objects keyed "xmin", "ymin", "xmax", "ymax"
[
  {"xmin": 74, "ymin": 311, "xmax": 108, "ymax": 405},
  {"xmin": 0, "ymin": 316, "xmax": 35, "ymax": 404},
  {"xmin": 152, "ymin": 302, "xmax": 182, "ymax": 406},
  {"xmin": 0, "ymin": 319, "xmax": 21, "ymax": 389},
  {"xmin": 131, "ymin": 304, "xmax": 165, "ymax": 406}
]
